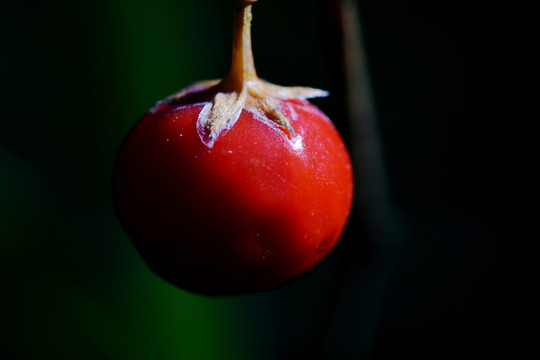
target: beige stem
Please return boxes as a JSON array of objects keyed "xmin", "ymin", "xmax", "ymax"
[{"xmin": 224, "ymin": 3, "xmax": 258, "ymax": 91}]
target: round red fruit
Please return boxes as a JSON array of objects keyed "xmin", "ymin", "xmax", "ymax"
[
  {"xmin": 114, "ymin": 98, "xmax": 353, "ymax": 295},
  {"xmin": 113, "ymin": 0, "xmax": 353, "ymax": 295}
]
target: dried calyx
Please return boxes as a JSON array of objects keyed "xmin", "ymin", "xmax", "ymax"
[{"xmin": 166, "ymin": 0, "xmax": 327, "ymax": 147}]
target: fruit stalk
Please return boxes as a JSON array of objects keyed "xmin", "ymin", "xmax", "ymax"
[{"xmin": 225, "ymin": 0, "xmax": 258, "ymax": 90}]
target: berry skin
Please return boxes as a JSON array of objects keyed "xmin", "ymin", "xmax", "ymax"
[
  {"xmin": 113, "ymin": 98, "xmax": 352, "ymax": 295},
  {"xmin": 113, "ymin": 0, "xmax": 353, "ymax": 295}
]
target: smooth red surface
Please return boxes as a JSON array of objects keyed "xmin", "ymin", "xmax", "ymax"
[{"xmin": 113, "ymin": 99, "xmax": 353, "ymax": 295}]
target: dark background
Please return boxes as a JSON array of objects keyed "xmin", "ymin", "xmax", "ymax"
[{"xmin": 1, "ymin": 0, "xmax": 538, "ymax": 359}]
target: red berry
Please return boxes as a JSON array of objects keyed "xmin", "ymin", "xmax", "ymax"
[
  {"xmin": 113, "ymin": 0, "xmax": 353, "ymax": 295},
  {"xmin": 114, "ymin": 97, "xmax": 352, "ymax": 295}
]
